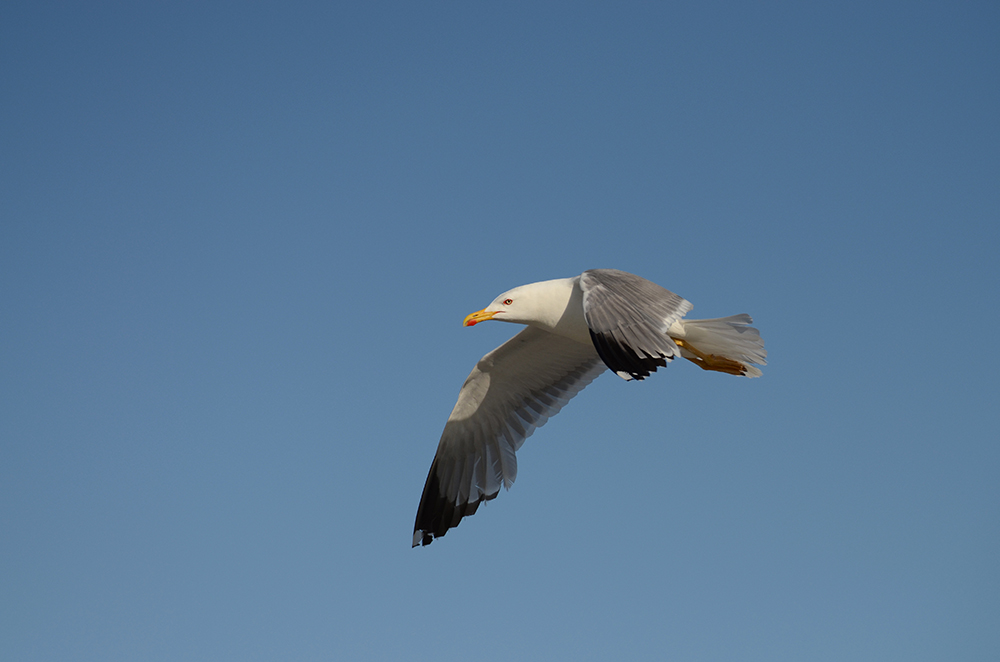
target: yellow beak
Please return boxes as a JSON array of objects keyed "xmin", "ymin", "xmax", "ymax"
[{"xmin": 463, "ymin": 309, "xmax": 498, "ymax": 327}]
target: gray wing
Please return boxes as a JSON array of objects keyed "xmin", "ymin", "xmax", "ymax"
[
  {"xmin": 413, "ymin": 326, "xmax": 606, "ymax": 546},
  {"xmin": 579, "ymin": 269, "xmax": 693, "ymax": 381}
]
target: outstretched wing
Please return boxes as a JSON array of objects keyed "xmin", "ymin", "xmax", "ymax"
[
  {"xmin": 579, "ymin": 269, "xmax": 693, "ymax": 381},
  {"xmin": 413, "ymin": 326, "xmax": 606, "ymax": 546}
]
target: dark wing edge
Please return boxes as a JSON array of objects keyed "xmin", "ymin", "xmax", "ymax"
[
  {"xmin": 412, "ymin": 456, "xmax": 492, "ymax": 547},
  {"xmin": 580, "ymin": 269, "xmax": 693, "ymax": 381}
]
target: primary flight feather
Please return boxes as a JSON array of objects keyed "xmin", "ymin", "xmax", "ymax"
[{"xmin": 413, "ymin": 269, "xmax": 766, "ymax": 547}]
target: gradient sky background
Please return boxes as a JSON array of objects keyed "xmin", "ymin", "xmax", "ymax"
[{"xmin": 2, "ymin": 2, "xmax": 998, "ymax": 661}]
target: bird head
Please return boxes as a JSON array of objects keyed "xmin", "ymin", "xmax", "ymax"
[{"xmin": 463, "ymin": 284, "xmax": 536, "ymax": 326}]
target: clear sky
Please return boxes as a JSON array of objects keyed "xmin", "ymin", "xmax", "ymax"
[{"xmin": 2, "ymin": 2, "xmax": 998, "ymax": 661}]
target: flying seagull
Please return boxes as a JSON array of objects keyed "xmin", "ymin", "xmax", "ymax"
[{"xmin": 413, "ymin": 269, "xmax": 766, "ymax": 547}]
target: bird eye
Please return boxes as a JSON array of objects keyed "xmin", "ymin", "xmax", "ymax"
[{"xmin": 503, "ymin": 299, "xmax": 513, "ymax": 305}]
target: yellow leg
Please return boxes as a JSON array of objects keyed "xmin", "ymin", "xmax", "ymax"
[{"xmin": 672, "ymin": 338, "xmax": 749, "ymax": 376}]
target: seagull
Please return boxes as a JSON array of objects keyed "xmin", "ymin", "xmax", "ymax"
[{"xmin": 413, "ymin": 269, "xmax": 766, "ymax": 546}]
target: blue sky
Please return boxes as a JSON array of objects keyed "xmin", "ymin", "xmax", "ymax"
[{"xmin": 2, "ymin": 2, "xmax": 998, "ymax": 660}]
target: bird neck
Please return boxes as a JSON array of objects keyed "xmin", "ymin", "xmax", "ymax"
[{"xmin": 522, "ymin": 277, "xmax": 592, "ymax": 345}]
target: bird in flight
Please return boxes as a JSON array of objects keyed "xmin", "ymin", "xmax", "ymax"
[{"xmin": 413, "ymin": 269, "xmax": 766, "ymax": 547}]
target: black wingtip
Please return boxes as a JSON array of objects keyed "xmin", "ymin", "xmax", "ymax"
[
  {"xmin": 412, "ymin": 459, "xmax": 485, "ymax": 547},
  {"xmin": 589, "ymin": 329, "xmax": 667, "ymax": 381}
]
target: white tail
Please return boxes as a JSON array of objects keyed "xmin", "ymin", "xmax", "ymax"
[{"xmin": 668, "ymin": 314, "xmax": 767, "ymax": 377}]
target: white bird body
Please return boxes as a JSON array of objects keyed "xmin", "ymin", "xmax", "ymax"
[{"xmin": 413, "ymin": 269, "xmax": 766, "ymax": 546}]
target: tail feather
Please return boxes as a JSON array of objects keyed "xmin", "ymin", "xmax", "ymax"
[{"xmin": 668, "ymin": 314, "xmax": 766, "ymax": 378}]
